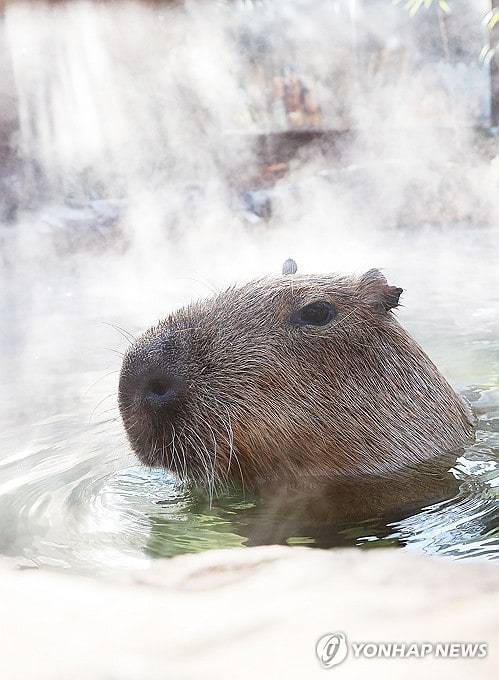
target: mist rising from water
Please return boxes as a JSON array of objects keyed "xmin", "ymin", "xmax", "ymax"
[
  {"xmin": 1, "ymin": 0, "xmax": 499, "ymax": 570},
  {"xmin": 0, "ymin": 0, "xmax": 497, "ymax": 361}
]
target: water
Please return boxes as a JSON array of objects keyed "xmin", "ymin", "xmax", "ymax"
[
  {"xmin": 0, "ymin": 0, "xmax": 498, "ymax": 573},
  {"xmin": 1, "ymin": 226, "xmax": 498, "ymax": 574}
]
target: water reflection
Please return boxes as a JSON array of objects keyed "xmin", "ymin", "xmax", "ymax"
[
  {"xmin": 0, "ymin": 231, "xmax": 498, "ymax": 573},
  {"xmin": 0, "ymin": 391, "xmax": 497, "ymax": 573}
]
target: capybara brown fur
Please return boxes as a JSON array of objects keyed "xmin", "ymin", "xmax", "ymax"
[{"xmin": 118, "ymin": 262, "xmax": 474, "ymax": 491}]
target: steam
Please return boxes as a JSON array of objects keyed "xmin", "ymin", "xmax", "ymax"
[
  {"xmin": 0, "ymin": 0, "xmax": 498, "ymax": 571},
  {"xmin": 0, "ymin": 0, "xmax": 498, "ymax": 377}
]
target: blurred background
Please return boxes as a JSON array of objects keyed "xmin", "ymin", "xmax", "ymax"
[{"xmin": 0, "ymin": 1, "xmax": 498, "ymax": 572}]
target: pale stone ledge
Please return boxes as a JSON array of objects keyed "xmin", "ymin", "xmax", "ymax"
[{"xmin": 1, "ymin": 546, "xmax": 498, "ymax": 679}]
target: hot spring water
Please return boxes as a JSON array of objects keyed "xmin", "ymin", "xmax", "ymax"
[
  {"xmin": 1, "ymin": 226, "xmax": 498, "ymax": 573},
  {"xmin": 0, "ymin": 1, "xmax": 498, "ymax": 573}
]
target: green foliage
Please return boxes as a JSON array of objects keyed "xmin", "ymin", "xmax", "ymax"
[
  {"xmin": 485, "ymin": 7, "xmax": 499, "ymax": 31},
  {"xmin": 393, "ymin": 0, "xmax": 451, "ymax": 17},
  {"xmin": 481, "ymin": 8, "xmax": 499, "ymax": 64}
]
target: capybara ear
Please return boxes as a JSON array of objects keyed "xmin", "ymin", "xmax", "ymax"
[
  {"xmin": 359, "ymin": 269, "xmax": 403, "ymax": 312},
  {"xmin": 282, "ymin": 258, "xmax": 298, "ymax": 275}
]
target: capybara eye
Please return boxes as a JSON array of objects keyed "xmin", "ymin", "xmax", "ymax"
[{"xmin": 291, "ymin": 301, "xmax": 337, "ymax": 327}]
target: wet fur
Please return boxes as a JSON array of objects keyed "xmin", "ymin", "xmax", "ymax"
[{"xmin": 119, "ymin": 269, "xmax": 474, "ymax": 490}]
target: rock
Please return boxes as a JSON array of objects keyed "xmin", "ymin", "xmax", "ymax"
[{"xmin": 0, "ymin": 546, "xmax": 497, "ymax": 679}]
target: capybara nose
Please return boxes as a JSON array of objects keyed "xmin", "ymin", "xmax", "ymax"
[
  {"xmin": 135, "ymin": 370, "xmax": 184, "ymax": 413},
  {"xmin": 143, "ymin": 374, "xmax": 180, "ymax": 411}
]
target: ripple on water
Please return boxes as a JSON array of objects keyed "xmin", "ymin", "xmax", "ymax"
[
  {"xmin": 365, "ymin": 387, "xmax": 499, "ymax": 560},
  {"xmin": 0, "ymin": 349, "xmax": 498, "ymax": 571}
]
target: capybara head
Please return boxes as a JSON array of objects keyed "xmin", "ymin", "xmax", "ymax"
[{"xmin": 118, "ymin": 262, "xmax": 474, "ymax": 489}]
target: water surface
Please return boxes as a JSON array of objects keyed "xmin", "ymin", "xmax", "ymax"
[{"xmin": 1, "ymin": 223, "xmax": 498, "ymax": 574}]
